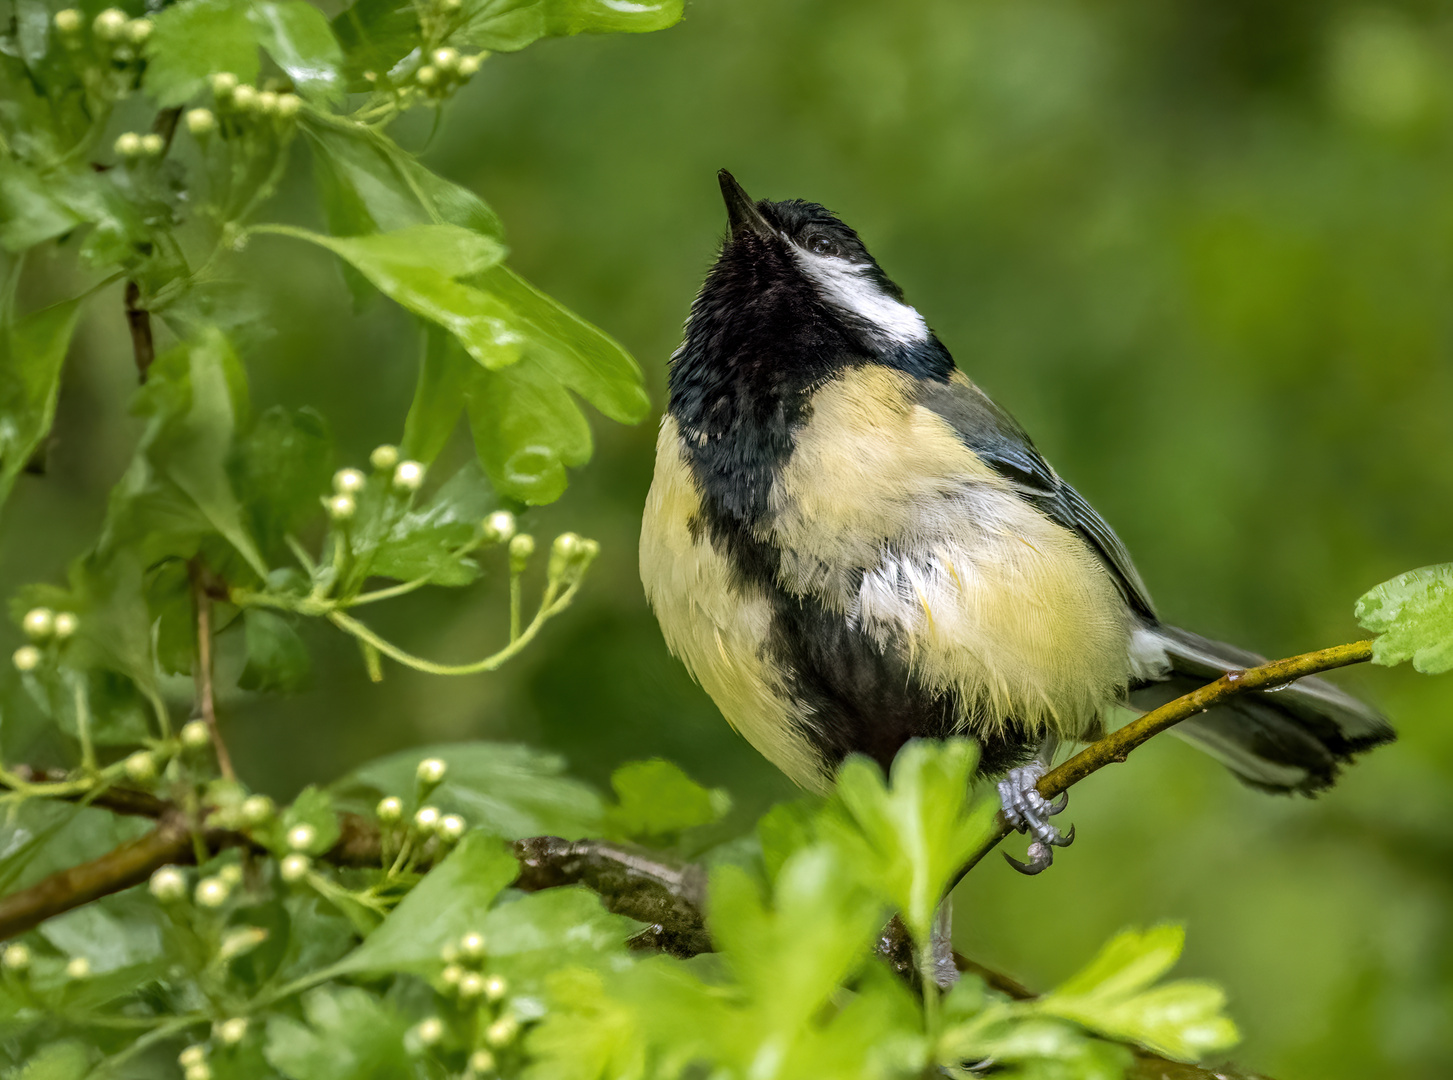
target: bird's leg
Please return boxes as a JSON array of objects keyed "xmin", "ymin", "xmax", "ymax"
[
  {"xmin": 929, "ymin": 900, "xmax": 959, "ymax": 989},
  {"xmin": 997, "ymin": 740, "xmax": 1074, "ymax": 875}
]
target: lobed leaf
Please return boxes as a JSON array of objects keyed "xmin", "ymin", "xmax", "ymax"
[
  {"xmin": 265, "ymin": 985, "xmax": 412, "ymax": 1079},
  {"xmin": 146, "ymin": 0, "xmax": 261, "ymax": 107},
  {"xmin": 604, "ymin": 758, "xmax": 731, "ymax": 841},
  {"xmin": 1355, "ymin": 563, "xmax": 1453, "ymax": 674},
  {"xmin": 0, "ymin": 296, "xmax": 81, "ymax": 518},
  {"xmin": 251, "ymin": 0, "xmax": 344, "ymax": 102}
]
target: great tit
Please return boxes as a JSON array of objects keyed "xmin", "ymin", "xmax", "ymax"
[{"xmin": 641, "ymin": 170, "xmax": 1394, "ymax": 872}]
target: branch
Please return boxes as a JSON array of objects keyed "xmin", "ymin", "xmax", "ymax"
[
  {"xmin": 189, "ymin": 558, "xmax": 236, "ymax": 782},
  {"xmin": 955, "ymin": 639, "xmax": 1375, "ymax": 879},
  {"xmin": 124, "ymin": 280, "xmax": 153, "ymax": 384}
]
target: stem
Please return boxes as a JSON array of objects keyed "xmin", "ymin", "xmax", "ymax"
[
  {"xmin": 69, "ymin": 671, "xmax": 97, "ymax": 774},
  {"xmin": 189, "ymin": 558, "xmax": 236, "ymax": 782},
  {"xmin": 124, "ymin": 281, "xmax": 154, "ymax": 384},
  {"xmin": 509, "ymin": 569, "xmax": 523, "ymax": 642}
]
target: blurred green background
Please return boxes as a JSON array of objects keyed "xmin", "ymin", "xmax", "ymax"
[{"xmin": 5, "ymin": 0, "xmax": 1453, "ymax": 1075}]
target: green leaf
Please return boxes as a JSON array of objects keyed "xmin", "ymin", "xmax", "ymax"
[
  {"xmin": 279, "ymin": 785, "xmax": 341, "ymax": 855},
  {"xmin": 229, "ymin": 405, "xmax": 333, "ymax": 559},
  {"xmin": 330, "ymin": 0, "xmax": 421, "ymax": 89},
  {"xmin": 335, "ymin": 742, "xmax": 604, "ymax": 840},
  {"xmin": 604, "ymin": 759, "xmax": 731, "ymax": 841},
  {"xmin": 478, "ymin": 887, "xmax": 638, "ymax": 999},
  {"xmin": 337, "ymin": 831, "xmax": 519, "ymax": 975},
  {"xmin": 755, "ymin": 798, "xmax": 820, "ymax": 885},
  {"xmin": 1035, "ymin": 925, "xmax": 1240, "ymax": 1062},
  {"xmin": 401, "ymin": 324, "xmax": 471, "ymax": 465},
  {"xmin": 240, "ymin": 608, "xmax": 311, "ymax": 693},
  {"xmin": 9, "ymin": 1040, "xmax": 92, "ymax": 1080},
  {"xmin": 0, "ymin": 159, "xmax": 83, "ymax": 252},
  {"xmin": 265, "ymin": 985, "xmax": 412, "ymax": 1080},
  {"xmin": 1355, "ymin": 563, "xmax": 1453, "ymax": 674},
  {"xmin": 251, "ymin": 0, "xmax": 344, "ymax": 102},
  {"xmin": 0, "ymin": 296, "xmax": 80, "ymax": 517},
  {"xmin": 270, "ymin": 225, "xmax": 517, "ymax": 369},
  {"xmin": 368, "ymin": 459, "xmax": 495, "ymax": 587},
  {"xmin": 465, "ymin": 354, "xmax": 591, "ymax": 505},
  {"xmin": 457, "ymin": 0, "xmax": 683, "ymax": 52},
  {"xmin": 146, "ymin": 0, "xmax": 261, "ymax": 107},
  {"xmin": 819, "ymin": 739, "xmax": 997, "ymax": 946}
]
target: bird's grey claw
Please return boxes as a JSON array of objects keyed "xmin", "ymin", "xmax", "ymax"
[
  {"xmin": 1004, "ymin": 841, "xmax": 1054, "ymax": 875},
  {"xmin": 1048, "ymin": 823, "xmax": 1075, "ymax": 848},
  {"xmin": 1048, "ymin": 790, "xmax": 1069, "ymax": 815},
  {"xmin": 997, "ymin": 763, "xmax": 1075, "ymax": 866}
]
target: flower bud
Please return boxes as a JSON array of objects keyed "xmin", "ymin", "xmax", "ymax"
[
  {"xmin": 415, "ymin": 64, "xmax": 439, "ymax": 87},
  {"xmin": 469, "ymin": 1050, "xmax": 496, "ymax": 1074},
  {"xmin": 65, "ymin": 956, "xmax": 91, "ymax": 979},
  {"xmin": 333, "ymin": 468, "xmax": 366, "ymax": 495},
  {"xmin": 393, "ymin": 460, "xmax": 425, "ymax": 491},
  {"xmin": 440, "ymin": 0, "xmax": 462, "ymax": 10},
  {"xmin": 185, "ymin": 1064, "xmax": 212, "ymax": 1080},
  {"xmin": 327, "ymin": 493, "xmax": 356, "ymax": 521},
  {"xmin": 459, "ymin": 931, "xmax": 486, "ymax": 959},
  {"xmin": 179, "ymin": 1045, "xmax": 206, "ymax": 1069},
  {"xmin": 180, "ymin": 719, "xmax": 211, "ymax": 750},
  {"xmin": 22, "ymin": 607, "xmax": 54, "ymax": 640},
  {"xmin": 376, "ymin": 795, "xmax": 403, "ymax": 823},
  {"xmin": 437, "ymin": 814, "xmax": 466, "ymax": 843},
  {"xmin": 210, "ymin": 72, "xmax": 238, "ymax": 98},
  {"xmin": 508, "ymin": 533, "xmax": 534, "ymax": 569},
  {"xmin": 230, "ymin": 84, "xmax": 258, "ymax": 110},
  {"xmin": 240, "ymin": 794, "xmax": 275, "ymax": 825},
  {"xmin": 126, "ymin": 17, "xmax": 152, "ymax": 43},
  {"xmin": 150, "ymin": 865, "xmax": 187, "ymax": 902},
  {"xmin": 548, "ymin": 532, "xmax": 582, "ymax": 578},
  {"xmin": 218, "ymin": 864, "xmax": 243, "ymax": 887},
  {"xmin": 216, "ymin": 1017, "xmax": 248, "ymax": 1045},
  {"xmin": 276, "ymin": 93, "xmax": 302, "ymax": 119},
  {"xmin": 92, "ymin": 7, "xmax": 127, "ymax": 40},
  {"xmin": 457, "ymin": 54, "xmax": 483, "ymax": 77},
  {"xmin": 369, "ymin": 444, "xmax": 399, "ymax": 470},
  {"xmin": 440, "ymin": 963, "xmax": 464, "ymax": 987},
  {"xmin": 280, "ymin": 853, "xmax": 311, "ymax": 882},
  {"xmin": 2, "ymin": 944, "xmax": 31, "ymax": 972},
  {"xmin": 483, "ymin": 973, "xmax": 507, "ymax": 1002},
  {"xmin": 124, "ymin": 750, "xmax": 157, "ymax": 784},
  {"xmin": 53, "ymin": 9, "xmax": 82, "ymax": 34},
  {"xmin": 186, "ymin": 108, "xmax": 216, "ymax": 137},
  {"xmin": 195, "ymin": 876, "xmax": 230, "ymax": 907},
  {"xmin": 139, "ymin": 133, "xmax": 164, "ymax": 157},
  {"xmin": 484, "ymin": 1015, "xmax": 519, "ymax": 1048},
  {"xmin": 52, "ymin": 612, "xmax": 78, "ymax": 639},
  {"xmin": 12, "ymin": 646, "xmax": 40, "ymax": 673},
  {"xmin": 286, "ymin": 823, "xmax": 316, "ymax": 851},
  {"xmin": 416, "ymin": 757, "xmax": 447, "ymax": 786},
  {"xmin": 413, "ymin": 1017, "xmax": 444, "ymax": 1046},
  {"xmin": 431, "ymin": 47, "xmax": 459, "ymax": 70},
  {"xmin": 114, "ymin": 132, "xmax": 143, "ymax": 158},
  {"xmin": 413, "ymin": 805, "xmax": 440, "ymax": 832},
  {"xmin": 457, "ymin": 971, "xmax": 485, "ymax": 998},
  {"xmin": 256, "ymin": 90, "xmax": 280, "ymax": 115},
  {"xmin": 482, "ymin": 510, "xmax": 515, "ymax": 544}
]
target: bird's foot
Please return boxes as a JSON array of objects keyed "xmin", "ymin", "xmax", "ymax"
[{"xmin": 997, "ymin": 763, "xmax": 1073, "ymax": 875}]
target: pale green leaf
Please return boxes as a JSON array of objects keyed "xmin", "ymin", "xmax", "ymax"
[
  {"xmin": 1356, "ymin": 563, "xmax": 1453, "ymax": 674},
  {"xmin": 251, "ymin": 0, "xmax": 344, "ymax": 101},
  {"xmin": 146, "ymin": 0, "xmax": 260, "ymax": 106},
  {"xmin": 0, "ymin": 296, "xmax": 80, "ymax": 517},
  {"xmin": 604, "ymin": 759, "xmax": 731, "ymax": 841},
  {"xmin": 265, "ymin": 985, "xmax": 412, "ymax": 1080}
]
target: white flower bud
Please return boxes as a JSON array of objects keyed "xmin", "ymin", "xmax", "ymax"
[
  {"xmin": 139, "ymin": 133, "xmax": 164, "ymax": 157},
  {"xmin": 415, "ymin": 64, "xmax": 439, "ymax": 87},
  {"xmin": 12, "ymin": 646, "xmax": 40, "ymax": 673},
  {"xmin": 369, "ymin": 444, "xmax": 399, "ymax": 470},
  {"xmin": 92, "ymin": 7, "xmax": 127, "ymax": 40},
  {"xmin": 414, "ymin": 1016, "xmax": 444, "ymax": 1046},
  {"xmin": 22, "ymin": 607, "xmax": 54, "ymax": 640},
  {"xmin": 65, "ymin": 956, "xmax": 91, "ymax": 979},
  {"xmin": 2, "ymin": 944, "xmax": 31, "ymax": 972},
  {"xmin": 53, "ymin": 9, "xmax": 82, "ymax": 34},
  {"xmin": 286, "ymin": 823, "xmax": 316, "ymax": 851},
  {"xmin": 457, "ymin": 54, "xmax": 483, "ymax": 77},
  {"xmin": 333, "ymin": 468, "xmax": 366, "ymax": 495},
  {"xmin": 482, "ymin": 510, "xmax": 516, "ymax": 544},
  {"xmin": 216, "ymin": 1016, "xmax": 249, "ymax": 1045},
  {"xmin": 459, "ymin": 931, "xmax": 486, "ymax": 959},
  {"xmin": 440, "ymin": 962, "xmax": 464, "ymax": 987},
  {"xmin": 276, "ymin": 93, "xmax": 302, "ymax": 118},
  {"xmin": 456, "ymin": 971, "xmax": 485, "ymax": 999},
  {"xmin": 178, "ymin": 1045, "xmax": 207, "ymax": 1069},
  {"xmin": 431, "ymin": 47, "xmax": 459, "ymax": 70},
  {"xmin": 114, "ymin": 132, "xmax": 143, "ymax": 158},
  {"xmin": 327, "ymin": 494, "xmax": 356, "ymax": 521},
  {"xmin": 124, "ymin": 751, "xmax": 157, "ymax": 784},
  {"xmin": 240, "ymin": 794, "xmax": 275, "ymax": 825},
  {"xmin": 549, "ymin": 532, "xmax": 582, "ymax": 578},
  {"xmin": 230, "ymin": 84, "xmax": 258, "ymax": 110},
  {"xmin": 52, "ymin": 612, "xmax": 78, "ymax": 639},
  {"xmin": 195, "ymin": 876, "xmax": 230, "ymax": 907},
  {"xmin": 484, "ymin": 1015, "xmax": 518, "ymax": 1048},
  {"xmin": 483, "ymin": 973, "xmax": 507, "ymax": 1002},
  {"xmin": 437, "ymin": 814, "xmax": 466, "ymax": 843},
  {"xmin": 210, "ymin": 71, "xmax": 238, "ymax": 97},
  {"xmin": 416, "ymin": 757, "xmax": 447, "ymax": 785},
  {"xmin": 126, "ymin": 17, "xmax": 152, "ymax": 43},
  {"xmin": 393, "ymin": 460, "xmax": 425, "ymax": 491},
  {"xmin": 186, "ymin": 108, "xmax": 216, "ymax": 137},
  {"xmin": 256, "ymin": 90, "xmax": 279, "ymax": 114},
  {"xmin": 376, "ymin": 795, "xmax": 404, "ymax": 823},
  {"xmin": 280, "ymin": 853, "xmax": 311, "ymax": 882},
  {"xmin": 180, "ymin": 719, "xmax": 211, "ymax": 750},
  {"xmin": 413, "ymin": 805, "xmax": 440, "ymax": 832},
  {"xmin": 150, "ymin": 866, "xmax": 187, "ymax": 902},
  {"xmin": 440, "ymin": 0, "xmax": 462, "ymax": 10},
  {"xmin": 185, "ymin": 1064, "xmax": 212, "ymax": 1080},
  {"xmin": 218, "ymin": 864, "xmax": 243, "ymax": 887},
  {"xmin": 469, "ymin": 1049, "xmax": 496, "ymax": 1074},
  {"xmin": 508, "ymin": 533, "xmax": 534, "ymax": 565}
]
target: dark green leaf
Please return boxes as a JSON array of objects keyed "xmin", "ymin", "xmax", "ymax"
[
  {"xmin": 465, "ymin": 354, "xmax": 591, "ymax": 505},
  {"xmin": 0, "ymin": 159, "xmax": 82, "ymax": 252},
  {"xmin": 1356, "ymin": 563, "xmax": 1453, "ymax": 674},
  {"xmin": 251, "ymin": 0, "xmax": 344, "ymax": 101},
  {"xmin": 9, "ymin": 1040, "xmax": 92, "ymax": 1080},
  {"xmin": 280, "ymin": 785, "xmax": 341, "ymax": 855},
  {"xmin": 604, "ymin": 759, "xmax": 731, "ymax": 841},
  {"xmin": 329, "ymin": 0, "xmax": 420, "ymax": 89},
  {"xmin": 265, "ymin": 985, "xmax": 412, "ymax": 1080},
  {"xmin": 240, "ymin": 608, "xmax": 311, "ymax": 693},
  {"xmin": 146, "ymin": 0, "xmax": 261, "ymax": 107},
  {"xmin": 230, "ymin": 405, "xmax": 333, "ymax": 557},
  {"xmin": 335, "ymin": 742, "xmax": 603, "ymax": 839},
  {"xmin": 401, "ymin": 325, "xmax": 471, "ymax": 465},
  {"xmin": 0, "ymin": 296, "xmax": 80, "ymax": 517},
  {"xmin": 755, "ymin": 798, "xmax": 820, "ymax": 885},
  {"xmin": 479, "ymin": 886, "xmax": 638, "ymax": 998},
  {"xmin": 368, "ymin": 459, "xmax": 494, "ymax": 586},
  {"xmin": 457, "ymin": 0, "xmax": 682, "ymax": 52}
]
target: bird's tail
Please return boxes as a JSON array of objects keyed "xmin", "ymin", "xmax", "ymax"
[{"xmin": 1128, "ymin": 625, "xmax": 1395, "ymax": 795}]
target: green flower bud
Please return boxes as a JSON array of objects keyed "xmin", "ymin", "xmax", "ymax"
[
  {"xmin": 431, "ymin": 47, "xmax": 459, "ymax": 70},
  {"xmin": 369, "ymin": 444, "xmax": 399, "ymax": 470},
  {"xmin": 457, "ymin": 54, "xmax": 483, "ymax": 77},
  {"xmin": 139, "ymin": 133, "xmax": 164, "ymax": 157},
  {"xmin": 276, "ymin": 93, "xmax": 302, "ymax": 118},
  {"xmin": 92, "ymin": 7, "xmax": 128, "ymax": 40},
  {"xmin": 415, "ymin": 64, "xmax": 439, "ymax": 87},
  {"xmin": 186, "ymin": 108, "xmax": 217, "ymax": 137},
  {"xmin": 218, "ymin": 863, "xmax": 243, "ymax": 887},
  {"xmin": 195, "ymin": 876, "xmax": 230, "ymax": 908},
  {"xmin": 149, "ymin": 865, "xmax": 187, "ymax": 902},
  {"xmin": 456, "ymin": 971, "xmax": 485, "ymax": 999},
  {"xmin": 279, "ymin": 853, "xmax": 311, "ymax": 882},
  {"xmin": 286, "ymin": 823, "xmax": 316, "ymax": 851},
  {"xmin": 440, "ymin": 963, "xmax": 464, "ymax": 987},
  {"xmin": 12, "ymin": 646, "xmax": 41, "ymax": 673},
  {"xmin": 178, "ymin": 1045, "xmax": 207, "ymax": 1069},
  {"xmin": 393, "ymin": 460, "xmax": 425, "ymax": 492},
  {"xmin": 2, "ymin": 944, "xmax": 31, "ymax": 972},
  {"xmin": 216, "ymin": 1016, "xmax": 248, "ymax": 1045},
  {"xmin": 376, "ymin": 795, "xmax": 404, "ymax": 823},
  {"xmin": 413, "ymin": 1016, "xmax": 444, "ymax": 1047},
  {"xmin": 53, "ymin": 9, "xmax": 82, "ymax": 34},
  {"xmin": 459, "ymin": 931, "xmax": 486, "ymax": 959},
  {"xmin": 126, "ymin": 18, "xmax": 152, "ymax": 43},
  {"xmin": 437, "ymin": 814, "xmax": 466, "ymax": 843},
  {"xmin": 333, "ymin": 468, "xmax": 366, "ymax": 495},
  {"xmin": 65, "ymin": 956, "xmax": 91, "ymax": 979},
  {"xmin": 180, "ymin": 719, "xmax": 211, "ymax": 750},
  {"xmin": 469, "ymin": 1049, "xmax": 496, "ymax": 1074},
  {"xmin": 482, "ymin": 510, "xmax": 516, "ymax": 544},
  {"xmin": 210, "ymin": 72, "xmax": 238, "ymax": 98},
  {"xmin": 416, "ymin": 757, "xmax": 447, "ymax": 785},
  {"xmin": 230, "ymin": 84, "xmax": 258, "ymax": 110},
  {"xmin": 256, "ymin": 90, "xmax": 280, "ymax": 114},
  {"xmin": 22, "ymin": 607, "xmax": 54, "ymax": 640},
  {"xmin": 185, "ymin": 1064, "xmax": 212, "ymax": 1080},
  {"xmin": 124, "ymin": 750, "xmax": 157, "ymax": 784},
  {"xmin": 484, "ymin": 1015, "xmax": 519, "ymax": 1048},
  {"xmin": 413, "ymin": 805, "xmax": 440, "ymax": 832},
  {"xmin": 52, "ymin": 612, "xmax": 78, "ymax": 640},
  {"xmin": 483, "ymin": 973, "xmax": 507, "ymax": 1002},
  {"xmin": 240, "ymin": 794, "xmax": 275, "ymax": 825},
  {"xmin": 326, "ymin": 493, "xmax": 356, "ymax": 521},
  {"xmin": 114, "ymin": 131, "xmax": 143, "ymax": 158},
  {"xmin": 508, "ymin": 533, "xmax": 535, "ymax": 570}
]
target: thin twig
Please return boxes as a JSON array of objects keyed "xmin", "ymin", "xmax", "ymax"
[
  {"xmin": 189, "ymin": 558, "xmax": 236, "ymax": 782},
  {"xmin": 124, "ymin": 281, "xmax": 153, "ymax": 384}
]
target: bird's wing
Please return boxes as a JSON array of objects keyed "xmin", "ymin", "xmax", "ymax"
[{"xmin": 917, "ymin": 372, "xmax": 1158, "ymax": 620}]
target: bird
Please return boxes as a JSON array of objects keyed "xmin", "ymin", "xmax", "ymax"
[{"xmin": 640, "ymin": 169, "xmax": 1395, "ymax": 874}]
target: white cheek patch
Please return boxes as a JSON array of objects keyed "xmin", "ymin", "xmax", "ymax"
[{"xmin": 791, "ymin": 247, "xmax": 929, "ymax": 345}]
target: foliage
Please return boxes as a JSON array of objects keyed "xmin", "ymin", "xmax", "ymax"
[{"xmin": 1357, "ymin": 564, "xmax": 1453, "ymax": 675}]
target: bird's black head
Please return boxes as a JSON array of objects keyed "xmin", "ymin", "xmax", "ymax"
[{"xmin": 667, "ymin": 172, "xmax": 954, "ymax": 434}]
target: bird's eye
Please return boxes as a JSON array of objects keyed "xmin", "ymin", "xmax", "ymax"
[{"xmin": 806, "ymin": 235, "xmax": 840, "ymax": 258}]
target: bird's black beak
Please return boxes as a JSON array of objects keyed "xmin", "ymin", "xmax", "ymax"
[{"xmin": 719, "ymin": 170, "xmax": 774, "ymax": 241}]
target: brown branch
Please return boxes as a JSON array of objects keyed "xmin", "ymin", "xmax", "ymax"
[
  {"xmin": 189, "ymin": 558, "xmax": 236, "ymax": 782},
  {"xmin": 124, "ymin": 281, "xmax": 153, "ymax": 384},
  {"xmin": 954, "ymin": 639, "xmax": 1375, "ymax": 880}
]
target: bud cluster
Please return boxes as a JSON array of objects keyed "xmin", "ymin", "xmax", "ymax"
[
  {"xmin": 54, "ymin": 8, "xmax": 151, "ymax": 76},
  {"xmin": 13, "ymin": 606, "xmax": 79, "ymax": 674},
  {"xmin": 410, "ymin": 47, "xmax": 485, "ymax": 101},
  {"xmin": 208, "ymin": 72, "xmax": 303, "ymax": 126},
  {"xmin": 430, "ymin": 930, "xmax": 516, "ymax": 1067},
  {"xmin": 548, "ymin": 532, "xmax": 600, "ymax": 586}
]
